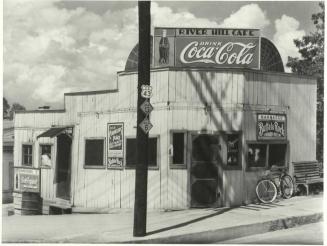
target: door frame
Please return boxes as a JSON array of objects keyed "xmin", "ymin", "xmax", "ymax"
[
  {"xmin": 187, "ymin": 131, "xmax": 223, "ymax": 208},
  {"xmin": 55, "ymin": 133, "xmax": 73, "ymax": 201}
]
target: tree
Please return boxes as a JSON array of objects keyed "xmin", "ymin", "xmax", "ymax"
[
  {"xmin": 9, "ymin": 102, "xmax": 26, "ymax": 119},
  {"xmin": 287, "ymin": 2, "xmax": 324, "ymax": 162},
  {"xmin": 3, "ymin": 97, "xmax": 10, "ymax": 118}
]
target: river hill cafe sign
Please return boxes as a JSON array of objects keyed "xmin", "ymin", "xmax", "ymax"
[{"xmin": 154, "ymin": 27, "xmax": 260, "ymax": 69}]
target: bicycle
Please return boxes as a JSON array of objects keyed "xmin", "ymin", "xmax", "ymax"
[{"xmin": 256, "ymin": 165, "xmax": 294, "ymax": 203}]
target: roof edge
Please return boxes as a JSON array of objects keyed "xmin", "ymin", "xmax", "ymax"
[
  {"xmin": 64, "ymin": 89, "xmax": 118, "ymax": 96},
  {"xmin": 117, "ymin": 67, "xmax": 317, "ymax": 80}
]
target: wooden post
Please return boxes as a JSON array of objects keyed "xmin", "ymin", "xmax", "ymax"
[{"xmin": 133, "ymin": 0, "xmax": 151, "ymax": 237}]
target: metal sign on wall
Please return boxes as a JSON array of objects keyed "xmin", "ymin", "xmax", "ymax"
[
  {"xmin": 14, "ymin": 167, "xmax": 40, "ymax": 193},
  {"xmin": 154, "ymin": 27, "xmax": 260, "ymax": 69},
  {"xmin": 107, "ymin": 122, "xmax": 124, "ymax": 168},
  {"xmin": 257, "ymin": 113, "xmax": 287, "ymax": 140}
]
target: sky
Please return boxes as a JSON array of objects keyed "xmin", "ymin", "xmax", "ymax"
[{"xmin": 3, "ymin": 0, "xmax": 322, "ymax": 110}]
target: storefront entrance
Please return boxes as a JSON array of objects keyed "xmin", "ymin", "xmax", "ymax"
[
  {"xmin": 56, "ymin": 133, "xmax": 72, "ymax": 200},
  {"xmin": 190, "ymin": 134, "xmax": 222, "ymax": 208}
]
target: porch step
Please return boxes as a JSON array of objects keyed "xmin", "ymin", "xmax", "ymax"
[{"xmin": 42, "ymin": 198, "xmax": 72, "ymax": 215}]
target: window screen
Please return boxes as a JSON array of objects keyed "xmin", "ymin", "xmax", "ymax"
[
  {"xmin": 126, "ymin": 138, "xmax": 157, "ymax": 167},
  {"xmin": 226, "ymin": 134, "xmax": 240, "ymax": 166},
  {"xmin": 85, "ymin": 139, "xmax": 104, "ymax": 166},
  {"xmin": 22, "ymin": 145, "xmax": 33, "ymax": 166},
  {"xmin": 172, "ymin": 132, "xmax": 185, "ymax": 164},
  {"xmin": 268, "ymin": 144, "xmax": 287, "ymax": 167},
  {"xmin": 248, "ymin": 144, "xmax": 267, "ymax": 167}
]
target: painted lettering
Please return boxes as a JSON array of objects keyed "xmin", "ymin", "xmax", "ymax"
[{"xmin": 180, "ymin": 41, "xmax": 256, "ymax": 65}]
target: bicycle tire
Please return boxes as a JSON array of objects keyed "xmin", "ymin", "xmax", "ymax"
[
  {"xmin": 280, "ymin": 174, "xmax": 294, "ymax": 199},
  {"xmin": 256, "ymin": 179, "xmax": 277, "ymax": 203}
]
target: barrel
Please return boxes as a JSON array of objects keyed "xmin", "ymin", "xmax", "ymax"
[{"xmin": 14, "ymin": 192, "xmax": 42, "ymax": 215}]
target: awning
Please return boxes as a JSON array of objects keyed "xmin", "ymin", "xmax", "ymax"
[{"xmin": 37, "ymin": 127, "xmax": 71, "ymax": 139}]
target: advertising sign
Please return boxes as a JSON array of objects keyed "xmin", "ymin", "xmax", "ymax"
[
  {"xmin": 14, "ymin": 167, "xmax": 40, "ymax": 193},
  {"xmin": 107, "ymin": 122, "xmax": 124, "ymax": 168},
  {"xmin": 257, "ymin": 113, "xmax": 287, "ymax": 140},
  {"xmin": 154, "ymin": 27, "xmax": 260, "ymax": 69}
]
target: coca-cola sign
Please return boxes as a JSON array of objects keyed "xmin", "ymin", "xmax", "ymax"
[
  {"xmin": 154, "ymin": 27, "xmax": 260, "ymax": 69},
  {"xmin": 176, "ymin": 37, "xmax": 259, "ymax": 68}
]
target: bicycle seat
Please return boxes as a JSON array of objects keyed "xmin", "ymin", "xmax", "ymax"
[{"xmin": 270, "ymin": 165, "xmax": 286, "ymax": 172}]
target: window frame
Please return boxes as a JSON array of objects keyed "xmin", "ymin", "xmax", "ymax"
[
  {"xmin": 124, "ymin": 135, "xmax": 160, "ymax": 170},
  {"xmin": 246, "ymin": 140, "xmax": 289, "ymax": 171},
  {"xmin": 22, "ymin": 143, "xmax": 33, "ymax": 167},
  {"xmin": 83, "ymin": 137, "xmax": 106, "ymax": 169},
  {"xmin": 169, "ymin": 130, "xmax": 187, "ymax": 169},
  {"xmin": 39, "ymin": 143, "xmax": 53, "ymax": 169},
  {"xmin": 221, "ymin": 131, "xmax": 243, "ymax": 171}
]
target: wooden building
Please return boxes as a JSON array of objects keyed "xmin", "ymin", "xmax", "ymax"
[
  {"xmin": 3, "ymin": 119, "xmax": 14, "ymax": 203},
  {"xmin": 13, "ymin": 27, "xmax": 317, "ymax": 212}
]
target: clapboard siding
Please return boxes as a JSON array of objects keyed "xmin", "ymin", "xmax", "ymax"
[{"xmin": 13, "ymin": 68, "xmax": 317, "ymax": 210}]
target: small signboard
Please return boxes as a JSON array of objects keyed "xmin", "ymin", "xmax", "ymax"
[
  {"xmin": 107, "ymin": 122, "xmax": 124, "ymax": 168},
  {"xmin": 139, "ymin": 118, "xmax": 153, "ymax": 134},
  {"xmin": 141, "ymin": 85, "xmax": 153, "ymax": 99},
  {"xmin": 107, "ymin": 157, "xmax": 124, "ymax": 168},
  {"xmin": 257, "ymin": 113, "xmax": 287, "ymax": 140},
  {"xmin": 140, "ymin": 100, "xmax": 153, "ymax": 115},
  {"xmin": 14, "ymin": 167, "xmax": 40, "ymax": 193}
]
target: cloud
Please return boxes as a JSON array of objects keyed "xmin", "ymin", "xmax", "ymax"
[
  {"xmin": 220, "ymin": 4, "xmax": 270, "ymax": 29},
  {"xmin": 4, "ymin": 1, "xmax": 222, "ymax": 109},
  {"xmin": 273, "ymin": 15, "xmax": 305, "ymax": 71},
  {"xmin": 4, "ymin": 1, "xmax": 272, "ymax": 109}
]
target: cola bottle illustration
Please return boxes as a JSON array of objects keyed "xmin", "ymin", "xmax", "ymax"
[{"xmin": 159, "ymin": 29, "xmax": 169, "ymax": 64}]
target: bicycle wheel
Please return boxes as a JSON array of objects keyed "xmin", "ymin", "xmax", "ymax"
[
  {"xmin": 256, "ymin": 179, "xmax": 277, "ymax": 203},
  {"xmin": 280, "ymin": 174, "xmax": 294, "ymax": 199}
]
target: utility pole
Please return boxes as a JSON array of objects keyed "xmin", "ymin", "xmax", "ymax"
[{"xmin": 133, "ymin": 0, "xmax": 151, "ymax": 237}]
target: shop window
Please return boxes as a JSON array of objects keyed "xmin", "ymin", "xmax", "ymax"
[
  {"xmin": 22, "ymin": 144, "xmax": 33, "ymax": 166},
  {"xmin": 126, "ymin": 137, "xmax": 158, "ymax": 168},
  {"xmin": 226, "ymin": 133, "xmax": 240, "ymax": 167},
  {"xmin": 84, "ymin": 139, "xmax": 104, "ymax": 168},
  {"xmin": 268, "ymin": 144, "xmax": 287, "ymax": 167},
  {"xmin": 40, "ymin": 144, "xmax": 52, "ymax": 167},
  {"xmin": 247, "ymin": 144, "xmax": 267, "ymax": 167},
  {"xmin": 170, "ymin": 132, "xmax": 186, "ymax": 168}
]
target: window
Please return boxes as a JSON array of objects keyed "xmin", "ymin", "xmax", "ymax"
[
  {"xmin": 268, "ymin": 144, "xmax": 287, "ymax": 167},
  {"xmin": 170, "ymin": 132, "xmax": 186, "ymax": 168},
  {"xmin": 248, "ymin": 144, "xmax": 267, "ymax": 167},
  {"xmin": 22, "ymin": 144, "xmax": 33, "ymax": 166},
  {"xmin": 84, "ymin": 139, "xmax": 104, "ymax": 167},
  {"xmin": 126, "ymin": 137, "xmax": 158, "ymax": 168},
  {"xmin": 226, "ymin": 133, "xmax": 240, "ymax": 167},
  {"xmin": 247, "ymin": 142, "xmax": 287, "ymax": 169},
  {"xmin": 40, "ymin": 144, "xmax": 52, "ymax": 167}
]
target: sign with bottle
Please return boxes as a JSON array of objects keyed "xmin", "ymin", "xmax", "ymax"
[
  {"xmin": 154, "ymin": 27, "xmax": 260, "ymax": 69},
  {"xmin": 107, "ymin": 122, "xmax": 124, "ymax": 168}
]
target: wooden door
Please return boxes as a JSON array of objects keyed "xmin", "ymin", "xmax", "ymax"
[
  {"xmin": 190, "ymin": 134, "xmax": 222, "ymax": 207},
  {"xmin": 55, "ymin": 134, "xmax": 72, "ymax": 200}
]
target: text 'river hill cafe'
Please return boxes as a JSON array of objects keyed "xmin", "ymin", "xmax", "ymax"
[{"xmin": 13, "ymin": 27, "xmax": 316, "ymax": 214}]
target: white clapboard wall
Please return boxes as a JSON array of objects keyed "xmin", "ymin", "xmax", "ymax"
[{"xmin": 14, "ymin": 68, "xmax": 316, "ymax": 210}]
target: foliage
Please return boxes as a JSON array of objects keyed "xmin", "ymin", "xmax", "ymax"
[
  {"xmin": 3, "ymin": 97, "xmax": 10, "ymax": 118},
  {"xmin": 3, "ymin": 99, "xmax": 26, "ymax": 119},
  {"xmin": 286, "ymin": 2, "xmax": 324, "ymax": 162}
]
